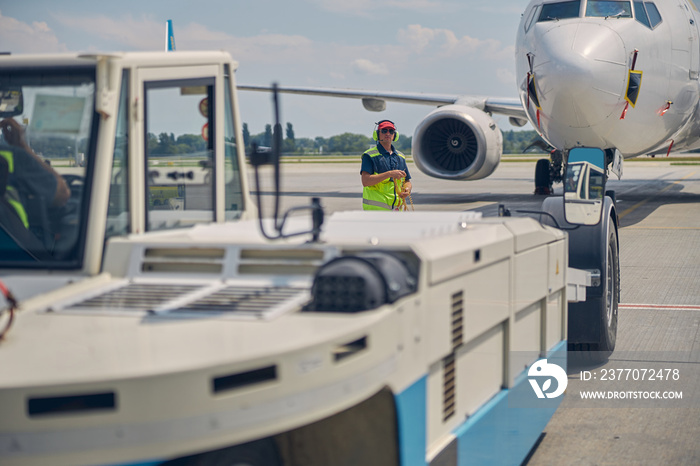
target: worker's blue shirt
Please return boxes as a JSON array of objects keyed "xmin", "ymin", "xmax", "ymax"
[{"xmin": 360, "ymin": 143, "xmax": 411, "ymax": 180}]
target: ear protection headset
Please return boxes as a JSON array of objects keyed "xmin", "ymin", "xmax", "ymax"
[{"xmin": 372, "ymin": 120, "xmax": 399, "ymax": 142}]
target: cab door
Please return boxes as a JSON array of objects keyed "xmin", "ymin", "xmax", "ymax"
[{"xmin": 132, "ymin": 65, "xmax": 221, "ymax": 233}]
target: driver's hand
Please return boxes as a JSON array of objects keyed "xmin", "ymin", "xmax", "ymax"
[{"xmin": 0, "ymin": 118, "xmax": 25, "ymax": 147}]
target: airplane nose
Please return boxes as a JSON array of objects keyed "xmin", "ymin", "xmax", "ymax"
[{"xmin": 531, "ymin": 22, "xmax": 628, "ymax": 128}]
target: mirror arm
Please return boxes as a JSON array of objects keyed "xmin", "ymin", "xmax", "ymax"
[{"xmin": 250, "ymin": 83, "xmax": 325, "ymax": 243}]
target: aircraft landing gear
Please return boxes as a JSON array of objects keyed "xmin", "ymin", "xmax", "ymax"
[
  {"xmin": 534, "ymin": 150, "xmax": 564, "ymax": 195},
  {"xmin": 534, "ymin": 158, "xmax": 552, "ymax": 194}
]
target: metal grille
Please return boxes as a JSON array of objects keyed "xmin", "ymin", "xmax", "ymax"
[
  {"xmin": 171, "ymin": 286, "xmax": 306, "ymax": 318},
  {"xmin": 68, "ymin": 283, "xmax": 202, "ymax": 312},
  {"xmin": 443, "ymin": 354, "xmax": 456, "ymax": 422},
  {"xmin": 451, "ymin": 291, "xmax": 464, "ymax": 350}
]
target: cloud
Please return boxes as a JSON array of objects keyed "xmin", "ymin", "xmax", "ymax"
[
  {"xmin": 497, "ymin": 68, "xmax": 516, "ymax": 86},
  {"xmin": 48, "ymin": 13, "xmax": 316, "ymax": 64},
  {"xmin": 397, "ymin": 24, "xmax": 512, "ymax": 60},
  {"xmin": 0, "ymin": 11, "xmax": 67, "ymax": 53},
  {"xmin": 352, "ymin": 58, "xmax": 390, "ymax": 76},
  {"xmin": 305, "ymin": 0, "xmax": 461, "ymax": 16}
]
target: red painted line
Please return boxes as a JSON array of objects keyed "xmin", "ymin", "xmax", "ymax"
[{"xmin": 619, "ymin": 304, "xmax": 700, "ymax": 311}]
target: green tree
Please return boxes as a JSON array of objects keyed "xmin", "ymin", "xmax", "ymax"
[
  {"xmin": 156, "ymin": 132, "xmax": 176, "ymax": 155},
  {"xmin": 394, "ymin": 135, "xmax": 412, "ymax": 154},
  {"xmin": 263, "ymin": 124, "xmax": 272, "ymax": 147},
  {"xmin": 327, "ymin": 133, "xmax": 373, "ymax": 154},
  {"xmin": 315, "ymin": 137, "xmax": 328, "ymax": 154},
  {"xmin": 176, "ymin": 134, "xmax": 206, "ymax": 152},
  {"xmin": 283, "ymin": 122, "xmax": 296, "ymax": 153},
  {"xmin": 242, "ymin": 123, "xmax": 250, "ymax": 148},
  {"xmin": 502, "ymin": 130, "xmax": 547, "ymax": 154}
]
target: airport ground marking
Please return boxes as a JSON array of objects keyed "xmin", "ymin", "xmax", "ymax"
[
  {"xmin": 619, "ymin": 171, "xmax": 697, "ymax": 219},
  {"xmin": 619, "ymin": 303, "xmax": 700, "ymax": 311}
]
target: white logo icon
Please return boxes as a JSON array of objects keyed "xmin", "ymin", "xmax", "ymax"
[{"xmin": 528, "ymin": 359, "xmax": 568, "ymax": 399}]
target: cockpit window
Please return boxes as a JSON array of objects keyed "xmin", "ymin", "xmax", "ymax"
[
  {"xmin": 586, "ymin": 1, "xmax": 633, "ymax": 18},
  {"xmin": 525, "ymin": 5, "xmax": 542, "ymax": 32},
  {"xmin": 633, "ymin": 1, "xmax": 651, "ymax": 27},
  {"xmin": 0, "ymin": 67, "xmax": 95, "ymax": 268},
  {"xmin": 538, "ymin": 1, "xmax": 581, "ymax": 22},
  {"xmin": 633, "ymin": 1, "xmax": 662, "ymax": 28},
  {"xmin": 644, "ymin": 2, "xmax": 662, "ymax": 28}
]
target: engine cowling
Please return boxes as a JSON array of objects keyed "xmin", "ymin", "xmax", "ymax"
[{"xmin": 412, "ymin": 105, "xmax": 503, "ymax": 180}]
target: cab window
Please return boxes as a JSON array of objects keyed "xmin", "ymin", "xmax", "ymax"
[
  {"xmin": 223, "ymin": 69, "xmax": 244, "ymax": 220},
  {"xmin": 538, "ymin": 1, "xmax": 581, "ymax": 22},
  {"xmin": 0, "ymin": 68, "xmax": 95, "ymax": 267},
  {"xmin": 144, "ymin": 79, "xmax": 214, "ymax": 231},
  {"xmin": 586, "ymin": 1, "xmax": 632, "ymax": 18},
  {"xmin": 106, "ymin": 70, "xmax": 129, "ymax": 240}
]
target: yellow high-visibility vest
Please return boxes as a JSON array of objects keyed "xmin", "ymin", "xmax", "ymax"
[
  {"xmin": 362, "ymin": 147, "xmax": 407, "ymax": 211},
  {"xmin": 0, "ymin": 150, "xmax": 30, "ymax": 228}
]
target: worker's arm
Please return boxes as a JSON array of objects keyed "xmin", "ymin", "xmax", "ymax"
[
  {"xmin": 361, "ymin": 170, "xmax": 406, "ymax": 187},
  {"xmin": 0, "ymin": 118, "xmax": 70, "ymax": 207}
]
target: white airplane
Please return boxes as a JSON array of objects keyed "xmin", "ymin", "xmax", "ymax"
[{"xmin": 239, "ymin": 0, "xmax": 700, "ymax": 192}]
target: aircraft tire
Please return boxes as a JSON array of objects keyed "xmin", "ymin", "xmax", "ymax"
[{"xmin": 534, "ymin": 158, "xmax": 551, "ymax": 194}]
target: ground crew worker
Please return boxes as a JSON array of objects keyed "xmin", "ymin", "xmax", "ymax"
[
  {"xmin": 0, "ymin": 117, "xmax": 70, "ymax": 233},
  {"xmin": 360, "ymin": 120, "xmax": 412, "ymax": 210}
]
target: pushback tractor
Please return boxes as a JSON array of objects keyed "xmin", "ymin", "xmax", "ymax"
[{"xmin": 0, "ymin": 51, "xmax": 607, "ymax": 466}]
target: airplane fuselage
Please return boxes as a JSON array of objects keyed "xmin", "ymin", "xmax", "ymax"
[{"xmin": 516, "ymin": 0, "xmax": 700, "ymax": 158}]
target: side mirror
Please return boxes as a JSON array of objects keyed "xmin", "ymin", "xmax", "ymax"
[
  {"xmin": 0, "ymin": 87, "xmax": 23, "ymax": 118},
  {"xmin": 564, "ymin": 147, "xmax": 606, "ymax": 225}
]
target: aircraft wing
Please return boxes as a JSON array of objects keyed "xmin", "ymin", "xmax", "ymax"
[
  {"xmin": 238, "ymin": 84, "xmax": 530, "ymax": 181},
  {"xmin": 237, "ymin": 84, "xmax": 527, "ymax": 121}
]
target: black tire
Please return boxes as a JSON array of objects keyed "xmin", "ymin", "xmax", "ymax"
[
  {"xmin": 163, "ymin": 437, "xmax": 282, "ymax": 466},
  {"xmin": 571, "ymin": 224, "xmax": 619, "ymax": 363},
  {"xmin": 534, "ymin": 158, "xmax": 552, "ymax": 194},
  {"xmin": 600, "ymin": 224, "xmax": 620, "ymax": 355}
]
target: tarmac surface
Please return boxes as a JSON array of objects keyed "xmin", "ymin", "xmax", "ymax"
[{"xmin": 250, "ymin": 156, "xmax": 700, "ymax": 465}]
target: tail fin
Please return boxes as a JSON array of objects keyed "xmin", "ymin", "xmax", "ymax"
[{"xmin": 165, "ymin": 20, "xmax": 175, "ymax": 51}]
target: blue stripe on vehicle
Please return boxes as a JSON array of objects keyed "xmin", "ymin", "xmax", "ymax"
[
  {"xmin": 395, "ymin": 375, "xmax": 428, "ymax": 466},
  {"xmin": 452, "ymin": 340, "xmax": 567, "ymax": 465}
]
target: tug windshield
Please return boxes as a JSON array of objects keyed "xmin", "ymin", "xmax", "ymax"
[{"xmin": 0, "ymin": 66, "xmax": 95, "ymax": 268}]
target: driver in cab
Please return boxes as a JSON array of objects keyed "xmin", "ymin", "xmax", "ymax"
[{"xmin": 0, "ymin": 117, "xmax": 71, "ymax": 240}]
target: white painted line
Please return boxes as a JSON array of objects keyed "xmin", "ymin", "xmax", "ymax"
[{"xmin": 619, "ymin": 304, "xmax": 700, "ymax": 311}]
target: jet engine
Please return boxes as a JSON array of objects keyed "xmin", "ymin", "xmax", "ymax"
[{"xmin": 412, "ymin": 105, "xmax": 502, "ymax": 180}]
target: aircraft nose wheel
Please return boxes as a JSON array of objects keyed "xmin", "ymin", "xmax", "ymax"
[{"xmin": 534, "ymin": 158, "xmax": 553, "ymax": 194}]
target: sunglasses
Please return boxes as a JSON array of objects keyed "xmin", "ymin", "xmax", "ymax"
[{"xmin": 380, "ymin": 128, "xmax": 395, "ymax": 134}]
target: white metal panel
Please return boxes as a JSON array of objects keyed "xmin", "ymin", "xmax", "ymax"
[
  {"xmin": 547, "ymin": 239, "xmax": 567, "ymax": 294},
  {"xmin": 545, "ymin": 290, "xmax": 565, "ymax": 350},
  {"xmin": 456, "ymin": 324, "xmax": 505, "ymax": 417},
  {"xmin": 510, "ymin": 301, "xmax": 542, "ymax": 382},
  {"xmin": 499, "ymin": 217, "xmax": 563, "ymax": 254},
  {"xmin": 513, "ymin": 245, "xmax": 549, "ymax": 309},
  {"xmin": 418, "ymin": 225, "xmax": 513, "ymax": 286}
]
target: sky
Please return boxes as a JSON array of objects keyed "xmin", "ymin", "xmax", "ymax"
[{"xmin": 0, "ymin": 0, "xmax": 569, "ymax": 139}]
